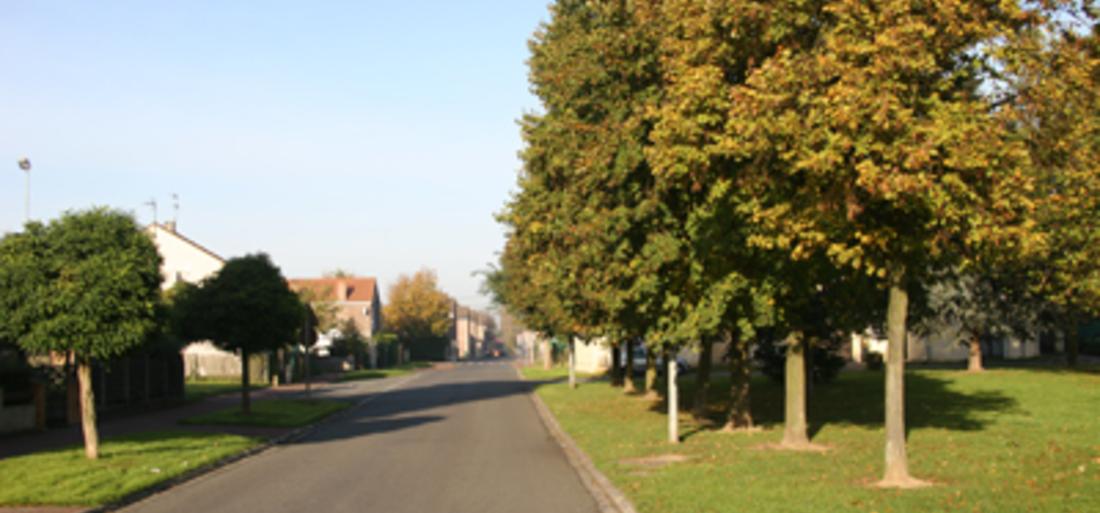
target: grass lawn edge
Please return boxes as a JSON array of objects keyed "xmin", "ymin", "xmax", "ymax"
[{"xmin": 514, "ymin": 364, "xmax": 638, "ymax": 513}]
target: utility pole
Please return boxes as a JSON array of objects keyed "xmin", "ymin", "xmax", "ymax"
[{"xmin": 17, "ymin": 158, "xmax": 31, "ymax": 222}]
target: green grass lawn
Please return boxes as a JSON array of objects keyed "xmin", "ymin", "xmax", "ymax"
[
  {"xmin": 338, "ymin": 361, "xmax": 432, "ymax": 382},
  {"xmin": 0, "ymin": 431, "xmax": 261, "ymax": 507},
  {"xmin": 180, "ymin": 399, "xmax": 349, "ymax": 428},
  {"xmin": 184, "ymin": 379, "xmax": 268, "ymax": 402},
  {"xmin": 524, "ymin": 366, "xmax": 1100, "ymax": 513}
]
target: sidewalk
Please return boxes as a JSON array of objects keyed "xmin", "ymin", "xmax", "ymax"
[{"xmin": 0, "ymin": 375, "xmax": 348, "ymax": 460}]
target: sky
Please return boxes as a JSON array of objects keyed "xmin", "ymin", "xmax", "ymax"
[{"xmin": 0, "ymin": 1, "xmax": 550, "ymax": 310}]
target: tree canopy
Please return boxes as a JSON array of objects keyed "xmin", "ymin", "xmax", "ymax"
[
  {"xmin": 0, "ymin": 208, "xmax": 163, "ymax": 459},
  {"xmin": 173, "ymin": 253, "xmax": 302, "ymax": 413},
  {"xmin": 494, "ymin": 0, "xmax": 1099, "ymax": 488},
  {"xmin": 383, "ymin": 269, "xmax": 452, "ymax": 360}
]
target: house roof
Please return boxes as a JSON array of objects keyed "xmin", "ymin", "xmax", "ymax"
[
  {"xmin": 145, "ymin": 223, "xmax": 225, "ymax": 263},
  {"xmin": 288, "ymin": 277, "xmax": 379, "ymax": 303}
]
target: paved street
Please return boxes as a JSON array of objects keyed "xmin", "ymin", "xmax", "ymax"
[{"xmin": 119, "ymin": 362, "xmax": 600, "ymax": 513}]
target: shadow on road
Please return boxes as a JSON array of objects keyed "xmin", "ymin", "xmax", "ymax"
[{"xmin": 292, "ymin": 374, "xmax": 565, "ymax": 444}]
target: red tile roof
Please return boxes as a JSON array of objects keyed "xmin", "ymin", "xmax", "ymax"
[{"xmin": 288, "ymin": 277, "xmax": 378, "ymax": 302}]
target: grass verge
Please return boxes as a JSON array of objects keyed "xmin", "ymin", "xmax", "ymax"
[
  {"xmin": 180, "ymin": 399, "xmax": 349, "ymax": 428},
  {"xmin": 184, "ymin": 379, "xmax": 268, "ymax": 402},
  {"xmin": 338, "ymin": 361, "xmax": 432, "ymax": 382},
  {"xmin": 524, "ymin": 366, "xmax": 1100, "ymax": 513},
  {"xmin": 0, "ymin": 431, "xmax": 261, "ymax": 507}
]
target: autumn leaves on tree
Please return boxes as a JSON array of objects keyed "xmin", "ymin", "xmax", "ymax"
[{"xmin": 492, "ymin": 0, "xmax": 1099, "ymax": 489}]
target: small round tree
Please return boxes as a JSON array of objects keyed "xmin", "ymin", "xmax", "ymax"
[
  {"xmin": 0, "ymin": 208, "xmax": 163, "ymax": 459},
  {"xmin": 173, "ymin": 253, "xmax": 302, "ymax": 414}
]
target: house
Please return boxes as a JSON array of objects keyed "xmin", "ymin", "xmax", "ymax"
[
  {"xmin": 146, "ymin": 222, "xmax": 224, "ymax": 290},
  {"xmin": 288, "ymin": 277, "xmax": 383, "ymax": 368},
  {"xmin": 451, "ymin": 305, "xmax": 495, "ymax": 360},
  {"xmin": 850, "ymin": 325, "xmax": 1043, "ymax": 364},
  {"xmin": 570, "ymin": 338, "xmax": 726, "ymax": 374},
  {"xmin": 146, "ymin": 222, "xmax": 267, "ymax": 381}
]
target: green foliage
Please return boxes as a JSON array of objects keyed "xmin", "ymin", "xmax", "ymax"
[
  {"xmin": 172, "ymin": 253, "xmax": 302, "ymax": 355},
  {"xmin": 330, "ymin": 317, "xmax": 366, "ymax": 358},
  {"xmin": 0, "ymin": 208, "xmax": 163, "ymax": 360},
  {"xmin": 1003, "ymin": 12, "xmax": 1100, "ymax": 320}
]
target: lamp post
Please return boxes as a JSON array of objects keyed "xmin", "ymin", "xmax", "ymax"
[
  {"xmin": 448, "ymin": 300, "xmax": 457, "ymax": 361},
  {"xmin": 17, "ymin": 158, "xmax": 31, "ymax": 222}
]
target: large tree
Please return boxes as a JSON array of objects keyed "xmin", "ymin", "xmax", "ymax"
[
  {"xmin": 383, "ymin": 269, "xmax": 452, "ymax": 362},
  {"xmin": 0, "ymin": 208, "xmax": 162, "ymax": 459},
  {"xmin": 1002, "ymin": 9, "xmax": 1100, "ymax": 365},
  {"xmin": 722, "ymin": 0, "xmax": 1045, "ymax": 486},
  {"xmin": 495, "ymin": 0, "xmax": 666, "ymax": 392},
  {"xmin": 173, "ymin": 253, "xmax": 302, "ymax": 414}
]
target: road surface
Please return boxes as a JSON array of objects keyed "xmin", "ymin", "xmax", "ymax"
[{"xmin": 121, "ymin": 361, "xmax": 600, "ymax": 513}]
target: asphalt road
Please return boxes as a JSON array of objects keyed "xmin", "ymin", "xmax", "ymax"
[{"xmin": 120, "ymin": 362, "xmax": 600, "ymax": 513}]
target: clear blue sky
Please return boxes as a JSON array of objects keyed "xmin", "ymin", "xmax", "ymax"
[{"xmin": 1, "ymin": 1, "xmax": 549, "ymax": 310}]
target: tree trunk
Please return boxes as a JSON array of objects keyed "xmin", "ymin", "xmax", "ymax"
[
  {"xmin": 781, "ymin": 332, "xmax": 810, "ymax": 447},
  {"xmin": 668, "ymin": 357, "xmax": 679, "ymax": 444},
  {"xmin": 879, "ymin": 276, "xmax": 925, "ymax": 487},
  {"xmin": 610, "ymin": 341, "xmax": 622, "ymax": 387},
  {"xmin": 644, "ymin": 347, "xmax": 659, "ymax": 399},
  {"xmin": 568, "ymin": 337, "xmax": 577, "ymax": 389},
  {"xmin": 624, "ymin": 339, "xmax": 637, "ymax": 394},
  {"xmin": 541, "ymin": 340, "xmax": 552, "ymax": 370},
  {"xmin": 724, "ymin": 332, "xmax": 754, "ymax": 430},
  {"xmin": 692, "ymin": 337, "xmax": 714, "ymax": 419},
  {"xmin": 1067, "ymin": 316, "xmax": 1080, "ymax": 368},
  {"xmin": 967, "ymin": 332, "xmax": 984, "ymax": 372},
  {"xmin": 77, "ymin": 358, "xmax": 99, "ymax": 459},
  {"xmin": 240, "ymin": 348, "xmax": 251, "ymax": 415}
]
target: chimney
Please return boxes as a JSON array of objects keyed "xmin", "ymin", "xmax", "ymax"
[
  {"xmin": 163, "ymin": 220, "xmax": 177, "ymax": 233},
  {"xmin": 336, "ymin": 280, "xmax": 349, "ymax": 301}
]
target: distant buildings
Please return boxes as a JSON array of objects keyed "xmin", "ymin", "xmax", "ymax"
[
  {"xmin": 451, "ymin": 304, "xmax": 495, "ymax": 360},
  {"xmin": 288, "ymin": 277, "xmax": 383, "ymax": 367}
]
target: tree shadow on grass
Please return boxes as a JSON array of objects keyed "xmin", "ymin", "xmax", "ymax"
[{"xmin": 667, "ymin": 371, "xmax": 1020, "ymax": 441}]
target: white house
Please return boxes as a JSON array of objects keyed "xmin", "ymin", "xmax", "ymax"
[
  {"xmin": 145, "ymin": 222, "xmax": 248, "ymax": 379},
  {"xmin": 146, "ymin": 222, "xmax": 224, "ymax": 290},
  {"xmin": 851, "ymin": 326, "xmax": 1042, "ymax": 364}
]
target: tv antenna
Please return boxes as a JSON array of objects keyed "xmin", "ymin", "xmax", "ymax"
[
  {"xmin": 171, "ymin": 193, "xmax": 179, "ymax": 226},
  {"xmin": 143, "ymin": 198, "xmax": 157, "ymax": 225}
]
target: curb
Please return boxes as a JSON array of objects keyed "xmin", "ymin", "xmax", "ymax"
[
  {"xmin": 515, "ymin": 366, "xmax": 637, "ymax": 513},
  {"xmin": 82, "ymin": 372, "xmax": 425, "ymax": 513}
]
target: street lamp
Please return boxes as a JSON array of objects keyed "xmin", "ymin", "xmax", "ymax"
[{"xmin": 17, "ymin": 158, "xmax": 30, "ymax": 222}]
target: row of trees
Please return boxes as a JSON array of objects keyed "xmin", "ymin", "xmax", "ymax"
[
  {"xmin": 0, "ymin": 209, "xmax": 324, "ymax": 460},
  {"xmin": 489, "ymin": 0, "xmax": 1098, "ymax": 488}
]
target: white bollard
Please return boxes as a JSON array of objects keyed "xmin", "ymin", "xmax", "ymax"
[{"xmin": 668, "ymin": 358, "xmax": 679, "ymax": 443}]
